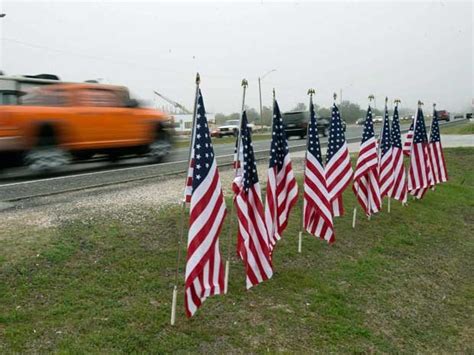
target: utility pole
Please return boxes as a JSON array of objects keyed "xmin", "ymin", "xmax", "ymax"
[{"xmin": 258, "ymin": 69, "xmax": 276, "ymax": 131}]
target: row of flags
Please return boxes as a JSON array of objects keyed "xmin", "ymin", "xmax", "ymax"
[{"xmin": 180, "ymin": 84, "xmax": 448, "ymax": 319}]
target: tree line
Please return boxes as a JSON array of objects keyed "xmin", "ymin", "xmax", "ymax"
[{"xmin": 215, "ymin": 100, "xmax": 414, "ymax": 126}]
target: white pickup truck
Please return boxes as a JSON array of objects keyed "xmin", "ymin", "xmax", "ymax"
[{"xmin": 212, "ymin": 119, "xmax": 254, "ymax": 138}]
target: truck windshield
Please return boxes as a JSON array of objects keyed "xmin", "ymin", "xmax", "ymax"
[{"xmin": 21, "ymin": 90, "xmax": 67, "ymax": 106}]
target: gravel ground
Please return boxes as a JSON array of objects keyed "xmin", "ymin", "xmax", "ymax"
[{"xmin": 0, "ymin": 158, "xmax": 306, "ymax": 234}]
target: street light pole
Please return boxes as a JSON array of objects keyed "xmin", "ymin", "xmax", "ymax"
[
  {"xmin": 258, "ymin": 69, "xmax": 276, "ymax": 131},
  {"xmin": 258, "ymin": 77, "xmax": 263, "ymax": 131}
]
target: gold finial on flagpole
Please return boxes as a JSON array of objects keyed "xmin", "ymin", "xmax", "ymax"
[
  {"xmin": 368, "ymin": 94, "xmax": 375, "ymax": 107},
  {"xmin": 307, "ymin": 88, "xmax": 315, "ymax": 96},
  {"xmin": 195, "ymin": 72, "xmax": 200, "ymax": 85},
  {"xmin": 241, "ymin": 78, "xmax": 248, "ymax": 88}
]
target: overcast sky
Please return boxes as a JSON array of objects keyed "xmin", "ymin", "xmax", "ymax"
[{"xmin": 0, "ymin": 0, "xmax": 472, "ymax": 114}]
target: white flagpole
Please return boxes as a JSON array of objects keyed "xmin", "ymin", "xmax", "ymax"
[
  {"xmin": 298, "ymin": 89, "xmax": 315, "ymax": 253},
  {"xmin": 224, "ymin": 79, "xmax": 248, "ymax": 294},
  {"xmin": 170, "ymin": 73, "xmax": 200, "ymax": 326}
]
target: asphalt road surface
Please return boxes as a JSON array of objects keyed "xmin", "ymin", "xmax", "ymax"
[
  {"xmin": 0, "ymin": 123, "xmax": 394, "ymax": 182},
  {"xmin": 0, "ymin": 119, "xmax": 465, "ymax": 203}
]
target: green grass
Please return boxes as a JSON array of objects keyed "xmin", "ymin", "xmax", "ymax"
[
  {"xmin": 173, "ymin": 133, "xmax": 270, "ymax": 149},
  {"xmin": 441, "ymin": 121, "xmax": 474, "ymax": 135},
  {"xmin": 1, "ymin": 148, "xmax": 473, "ymax": 353}
]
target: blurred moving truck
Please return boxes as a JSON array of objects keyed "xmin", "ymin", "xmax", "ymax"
[{"xmin": 0, "ymin": 80, "xmax": 173, "ymax": 171}]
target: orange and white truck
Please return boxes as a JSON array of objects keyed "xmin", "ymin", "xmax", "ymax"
[{"xmin": 0, "ymin": 78, "xmax": 173, "ymax": 171}]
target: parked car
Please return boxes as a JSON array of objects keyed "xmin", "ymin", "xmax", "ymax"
[
  {"xmin": 466, "ymin": 112, "xmax": 472, "ymax": 119},
  {"xmin": 0, "ymin": 83, "xmax": 173, "ymax": 171},
  {"xmin": 281, "ymin": 111, "xmax": 346, "ymax": 139},
  {"xmin": 373, "ymin": 116, "xmax": 383, "ymax": 123},
  {"xmin": 211, "ymin": 119, "xmax": 254, "ymax": 138},
  {"xmin": 437, "ymin": 110, "xmax": 450, "ymax": 122}
]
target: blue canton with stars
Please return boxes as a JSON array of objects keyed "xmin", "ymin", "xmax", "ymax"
[
  {"xmin": 430, "ymin": 109, "xmax": 441, "ymax": 143},
  {"xmin": 361, "ymin": 106, "xmax": 376, "ymax": 143},
  {"xmin": 380, "ymin": 105, "xmax": 392, "ymax": 156},
  {"xmin": 326, "ymin": 103, "xmax": 347, "ymax": 164},
  {"xmin": 269, "ymin": 99, "xmax": 290, "ymax": 171},
  {"xmin": 390, "ymin": 105, "xmax": 403, "ymax": 149},
  {"xmin": 192, "ymin": 89, "xmax": 215, "ymax": 190},
  {"xmin": 308, "ymin": 98, "xmax": 323, "ymax": 165},
  {"xmin": 413, "ymin": 108, "xmax": 428, "ymax": 144},
  {"xmin": 240, "ymin": 111, "xmax": 259, "ymax": 192}
]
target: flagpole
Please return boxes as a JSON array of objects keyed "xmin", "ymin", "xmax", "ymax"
[
  {"xmin": 170, "ymin": 73, "xmax": 200, "ymax": 326},
  {"xmin": 224, "ymin": 78, "xmax": 248, "ymax": 294},
  {"xmin": 298, "ymin": 88, "xmax": 315, "ymax": 253},
  {"xmin": 353, "ymin": 94, "xmax": 374, "ymax": 227}
]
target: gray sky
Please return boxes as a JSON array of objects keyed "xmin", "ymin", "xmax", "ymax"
[{"xmin": 1, "ymin": 0, "xmax": 472, "ymax": 114}]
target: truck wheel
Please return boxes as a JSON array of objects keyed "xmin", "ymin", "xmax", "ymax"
[
  {"xmin": 24, "ymin": 126, "xmax": 70, "ymax": 172},
  {"xmin": 148, "ymin": 127, "xmax": 172, "ymax": 163}
]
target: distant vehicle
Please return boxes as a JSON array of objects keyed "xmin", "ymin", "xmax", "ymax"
[
  {"xmin": 466, "ymin": 112, "xmax": 472, "ymax": 119},
  {"xmin": 373, "ymin": 116, "xmax": 383, "ymax": 123},
  {"xmin": 437, "ymin": 110, "xmax": 450, "ymax": 122},
  {"xmin": 356, "ymin": 117, "xmax": 365, "ymax": 125},
  {"xmin": 211, "ymin": 119, "xmax": 253, "ymax": 138},
  {"xmin": 281, "ymin": 111, "xmax": 346, "ymax": 139},
  {"xmin": 0, "ymin": 83, "xmax": 173, "ymax": 171}
]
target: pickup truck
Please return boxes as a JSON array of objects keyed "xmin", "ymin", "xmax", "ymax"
[
  {"xmin": 282, "ymin": 111, "xmax": 346, "ymax": 139},
  {"xmin": 0, "ymin": 83, "xmax": 173, "ymax": 171},
  {"xmin": 211, "ymin": 119, "xmax": 254, "ymax": 138}
]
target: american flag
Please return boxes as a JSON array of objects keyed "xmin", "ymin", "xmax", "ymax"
[
  {"xmin": 233, "ymin": 111, "xmax": 273, "ymax": 289},
  {"xmin": 265, "ymin": 99, "xmax": 298, "ymax": 251},
  {"xmin": 184, "ymin": 156, "xmax": 194, "ymax": 203},
  {"xmin": 184, "ymin": 89, "xmax": 227, "ymax": 318},
  {"xmin": 352, "ymin": 106, "xmax": 381, "ymax": 216},
  {"xmin": 402, "ymin": 117, "xmax": 414, "ymax": 156},
  {"xmin": 303, "ymin": 96, "xmax": 335, "ymax": 243},
  {"xmin": 325, "ymin": 103, "xmax": 353, "ymax": 217},
  {"xmin": 428, "ymin": 107, "xmax": 448, "ymax": 184},
  {"xmin": 388, "ymin": 104, "xmax": 408, "ymax": 203},
  {"xmin": 378, "ymin": 104, "xmax": 394, "ymax": 197},
  {"xmin": 408, "ymin": 106, "xmax": 434, "ymax": 199}
]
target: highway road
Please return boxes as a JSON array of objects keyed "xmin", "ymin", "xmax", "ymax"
[
  {"xmin": 0, "ymin": 119, "xmax": 465, "ymax": 203},
  {"xmin": 0, "ymin": 123, "xmax": 391, "ymax": 182}
]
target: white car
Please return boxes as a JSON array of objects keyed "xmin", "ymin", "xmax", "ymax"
[{"xmin": 212, "ymin": 119, "xmax": 254, "ymax": 138}]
